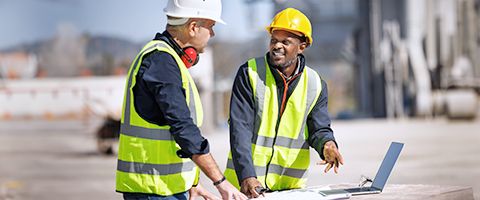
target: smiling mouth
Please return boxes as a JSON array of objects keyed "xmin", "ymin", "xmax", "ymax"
[{"xmin": 271, "ymin": 51, "xmax": 285, "ymax": 58}]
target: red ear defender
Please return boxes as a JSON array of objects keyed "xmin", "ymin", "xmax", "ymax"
[{"xmin": 181, "ymin": 46, "xmax": 199, "ymax": 69}]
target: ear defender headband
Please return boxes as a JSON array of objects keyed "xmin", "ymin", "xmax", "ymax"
[{"xmin": 160, "ymin": 32, "xmax": 199, "ymax": 69}]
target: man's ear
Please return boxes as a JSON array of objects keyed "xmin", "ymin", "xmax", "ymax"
[
  {"xmin": 187, "ymin": 20, "xmax": 198, "ymax": 37},
  {"xmin": 298, "ymin": 42, "xmax": 307, "ymax": 54}
]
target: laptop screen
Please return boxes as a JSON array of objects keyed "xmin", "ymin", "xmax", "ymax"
[{"xmin": 371, "ymin": 142, "xmax": 404, "ymax": 190}]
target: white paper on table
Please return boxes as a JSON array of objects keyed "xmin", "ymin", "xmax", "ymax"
[{"xmin": 257, "ymin": 186, "xmax": 351, "ymax": 200}]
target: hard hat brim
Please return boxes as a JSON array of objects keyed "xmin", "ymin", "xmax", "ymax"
[
  {"xmin": 269, "ymin": 27, "xmax": 304, "ymax": 37},
  {"xmin": 266, "ymin": 26, "xmax": 312, "ymax": 45},
  {"xmin": 165, "ymin": 13, "xmax": 226, "ymax": 25}
]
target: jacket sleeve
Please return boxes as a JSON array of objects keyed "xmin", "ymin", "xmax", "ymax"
[
  {"xmin": 229, "ymin": 63, "xmax": 257, "ymax": 183},
  {"xmin": 141, "ymin": 51, "xmax": 209, "ymax": 158},
  {"xmin": 307, "ymin": 79, "xmax": 337, "ymax": 160}
]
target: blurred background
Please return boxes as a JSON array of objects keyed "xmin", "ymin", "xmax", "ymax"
[{"xmin": 0, "ymin": 0, "xmax": 479, "ymax": 199}]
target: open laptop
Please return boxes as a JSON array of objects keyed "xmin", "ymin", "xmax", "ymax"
[{"xmin": 319, "ymin": 142, "xmax": 404, "ymax": 197}]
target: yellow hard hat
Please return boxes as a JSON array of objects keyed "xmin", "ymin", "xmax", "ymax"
[{"xmin": 266, "ymin": 8, "xmax": 313, "ymax": 46}]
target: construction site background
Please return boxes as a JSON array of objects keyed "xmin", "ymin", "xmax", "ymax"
[{"xmin": 1, "ymin": 0, "xmax": 480, "ymax": 199}]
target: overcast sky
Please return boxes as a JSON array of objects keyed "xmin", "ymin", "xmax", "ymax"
[{"xmin": 0, "ymin": 0, "xmax": 273, "ymax": 49}]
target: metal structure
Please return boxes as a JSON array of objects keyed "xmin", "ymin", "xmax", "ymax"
[
  {"xmin": 356, "ymin": 0, "xmax": 480, "ymax": 119},
  {"xmin": 259, "ymin": 0, "xmax": 480, "ymax": 119}
]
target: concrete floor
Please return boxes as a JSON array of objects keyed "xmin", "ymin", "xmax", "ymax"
[{"xmin": 1, "ymin": 118, "xmax": 479, "ymax": 200}]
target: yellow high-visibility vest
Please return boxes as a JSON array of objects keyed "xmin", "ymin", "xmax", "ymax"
[
  {"xmin": 116, "ymin": 40, "xmax": 203, "ymax": 196},
  {"xmin": 225, "ymin": 56, "xmax": 322, "ymax": 190}
]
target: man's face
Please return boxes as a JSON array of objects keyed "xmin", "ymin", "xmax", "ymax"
[
  {"xmin": 189, "ymin": 19, "xmax": 216, "ymax": 53},
  {"xmin": 268, "ymin": 30, "xmax": 306, "ymax": 70}
]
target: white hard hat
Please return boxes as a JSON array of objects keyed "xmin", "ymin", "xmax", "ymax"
[{"xmin": 164, "ymin": 0, "xmax": 226, "ymax": 24}]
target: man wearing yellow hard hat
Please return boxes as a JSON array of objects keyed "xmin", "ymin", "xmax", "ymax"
[{"xmin": 225, "ymin": 8, "xmax": 344, "ymax": 198}]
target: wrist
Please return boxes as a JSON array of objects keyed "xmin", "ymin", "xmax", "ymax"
[
  {"xmin": 325, "ymin": 140, "xmax": 337, "ymax": 148},
  {"xmin": 240, "ymin": 176, "xmax": 256, "ymax": 185},
  {"xmin": 213, "ymin": 176, "xmax": 226, "ymax": 186}
]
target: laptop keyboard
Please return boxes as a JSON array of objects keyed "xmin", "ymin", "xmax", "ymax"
[{"xmin": 344, "ymin": 187, "xmax": 375, "ymax": 193}]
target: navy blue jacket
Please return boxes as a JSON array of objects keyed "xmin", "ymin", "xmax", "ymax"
[
  {"xmin": 229, "ymin": 53, "xmax": 337, "ymax": 182},
  {"xmin": 132, "ymin": 32, "xmax": 209, "ymax": 158}
]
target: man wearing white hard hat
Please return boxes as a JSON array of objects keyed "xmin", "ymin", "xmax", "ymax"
[{"xmin": 116, "ymin": 0, "xmax": 247, "ymax": 200}]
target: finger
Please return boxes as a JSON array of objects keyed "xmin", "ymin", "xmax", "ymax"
[
  {"xmin": 235, "ymin": 192, "xmax": 248, "ymax": 200},
  {"xmin": 233, "ymin": 192, "xmax": 241, "ymax": 200},
  {"xmin": 324, "ymin": 163, "xmax": 333, "ymax": 173},
  {"xmin": 333, "ymin": 158, "xmax": 340, "ymax": 174},
  {"xmin": 226, "ymin": 193, "xmax": 234, "ymax": 200},
  {"xmin": 330, "ymin": 148, "xmax": 343, "ymax": 164},
  {"xmin": 337, "ymin": 152, "xmax": 344, "ymax": 165},
  {"xmin": 188, "ymin": 188, "xmax": 197, "ymax": 200},
  {"xmin": 246, "ymin": 194, "xmax": 252, "ymax": 199},
  {"xmin": 243, "ymin": 192, "xmax": 249, "ymax": 200},
  {"xmin": 243, "ymin": 192, "xmax": 249, "ymax": 199},
  {"xmin": 317, "ymin": 160, "xmax": 327, "ymax": 165},
  {"xmin": 249, "ymin": 188, "xmax": 260, "ymax": 198},
  {"xmin": 202, "ymin": 192, "xmax": 220, "ymax": 200}
]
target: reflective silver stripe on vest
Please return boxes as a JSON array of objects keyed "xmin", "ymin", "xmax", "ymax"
[
  {"xmin": 226, "ymin": 159, "xmax": 306, "ymax": 179},
  {"xmin": 252, "ymin": 57, "xmax": 267, "ymax": 135},
  {"xmin": 117, "ymin": 159, "xmax": 195, "ymax": 175},
  {"xmin": 188, "ymin": 82, "xmax": 197, "ymax": 125},
  {"xmin": 297, "ymin": 67, "xmax": 320, "ymax": 140},
  {"xmin": 252, "ymin": 134, "xmax": 309, "ymax": 149},
  {"xmin": 266, "ymin": 163, "xmax": 307, "ymax": 179},
  {"xmin": 120, "ymin": 123, "xmax": 173, "ymax": 140}
]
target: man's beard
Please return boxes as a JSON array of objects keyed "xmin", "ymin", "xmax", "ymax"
[{"xmin": 269, "ymin": 54, "xmax": 297, "ymax": 70}]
